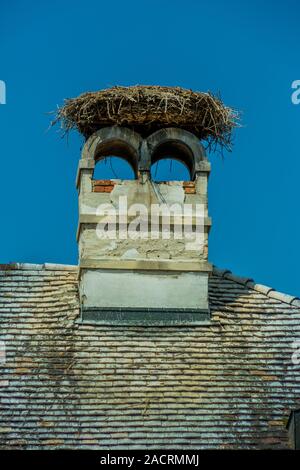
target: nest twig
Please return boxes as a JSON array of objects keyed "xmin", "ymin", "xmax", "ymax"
[{"xmin": 52, "ymin": 85, "xmax": 239, "ymax": 152}]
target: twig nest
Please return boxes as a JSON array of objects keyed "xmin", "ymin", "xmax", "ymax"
[{"xmin": 53, "ymin": 85, "xmax": 239, "ymax": 152}]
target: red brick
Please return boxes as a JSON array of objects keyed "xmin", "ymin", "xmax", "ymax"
[
  {"xmin": 93, "ymin": 185, "xmax": 114, "ymax": 193},
  {"xmin": 184, "ymin": 187, "xmax": 196, "ymax": 194}
]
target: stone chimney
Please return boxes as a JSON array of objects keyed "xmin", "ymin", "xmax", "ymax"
[{"xmin": 76, "ymin": 125, "xmax": 212, "ymax": 324}]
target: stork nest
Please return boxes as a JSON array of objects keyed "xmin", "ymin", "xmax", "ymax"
[{"xmin": 53, "ymin": 85, "xmax": 239, "ymax": 152}]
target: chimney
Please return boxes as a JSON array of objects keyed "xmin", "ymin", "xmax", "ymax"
[
  {"xmin": 55, "ymin": 86, "xmax": 236, "ymax": 325},
  {"xmin": 76, "ymin": 125, "xmax": 211, "ymax": 324}
]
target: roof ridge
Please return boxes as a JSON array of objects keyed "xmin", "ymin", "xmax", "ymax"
[
  {"xmin": 1, "ymin": 262, "xmax": 299, "ymax": 308},
  {"xmin": 213, "ymin": 266, "xmax": 300, "ymax": 308},
  {"xmin": 0, "ymin": 262, "xmax": 78, "ymax": 272}
]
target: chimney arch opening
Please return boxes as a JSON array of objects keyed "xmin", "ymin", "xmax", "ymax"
[
  {"xmin": 93, "ymin": 138, "xmax": 138, "ymax": 180},
  {"xmin": 151, "ymin": 158, "xmax": 191, "ymax": 182},
  {"xmin": 150, "ymin": 140, "xmax": 193, "ymax": 181}
]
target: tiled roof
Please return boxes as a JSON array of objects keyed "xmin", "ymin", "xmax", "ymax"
[{"xmin": 0, "ymin": 263, "xmax": 300, "ymax": 449}]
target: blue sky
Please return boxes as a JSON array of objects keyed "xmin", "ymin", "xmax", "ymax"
[{"xmin": 0, "ymin": 0, "xmax": 299, "ymax": 295}]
